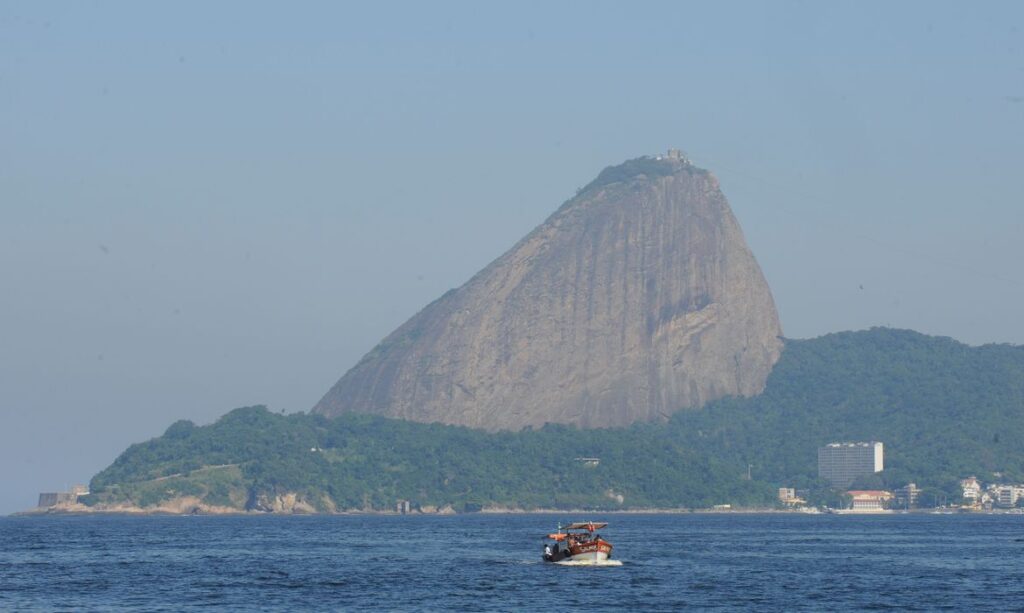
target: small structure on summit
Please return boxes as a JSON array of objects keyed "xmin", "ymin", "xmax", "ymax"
[{"xmin": 665, "ymin": 148, "xmax": 688, "ymax": 163}]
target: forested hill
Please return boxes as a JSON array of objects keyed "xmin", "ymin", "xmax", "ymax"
[
  {"xmin": 85, "ymin": 328, "xmax": 1024, "ymax": 512},
  {"xmin": 667, "ymin": 328, "xmax": 1024, "ymax": 497}
]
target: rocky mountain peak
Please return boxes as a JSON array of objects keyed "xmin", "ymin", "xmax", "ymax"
[{"xmin": 314, "ymin": 152, "xmax": 783, "ymax": 430}]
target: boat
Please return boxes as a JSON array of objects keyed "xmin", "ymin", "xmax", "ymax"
[{"xmin": 542, "ymin": 521, "xmax": 613, "ymax": 564}]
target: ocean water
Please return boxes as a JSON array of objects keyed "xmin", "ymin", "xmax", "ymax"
[{"xmin": 2, "ymin": 513, "xmax": 1024, "ymax": 611}]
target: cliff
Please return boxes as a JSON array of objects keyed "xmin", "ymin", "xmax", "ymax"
[{"xmin": 314, "ymin": 153, "xmax": 783, "ymax": 429}]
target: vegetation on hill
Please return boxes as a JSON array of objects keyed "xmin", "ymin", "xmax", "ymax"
[
  {"xmin": 578, "ymin": 155, "xmax": 702, "ymax": 195},
  {"xmin": 87, "ymin": 406, "xmax": 767, "ymax": 512},
  {"xmin": 667, "ymin": 328, "xmax": 1024, "ymax": 505},
  {"xmin": 86, "ymin": 328, "xmax": 1024, "ymax": 512}
]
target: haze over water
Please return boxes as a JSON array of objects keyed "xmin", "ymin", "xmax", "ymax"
[{"xmin": 2, "ymin": 2, "xmax": 1023, "ymax": 513}]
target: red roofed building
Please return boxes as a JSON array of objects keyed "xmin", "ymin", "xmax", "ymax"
[{"xmin": 846, "ymin": 490, "xmax": 894, "ymax": 512}]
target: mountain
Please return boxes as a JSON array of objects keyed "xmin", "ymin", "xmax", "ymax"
[
  {"xmin": 314, "ymin": 153, "xmax": 783, "ymax": 429},
  {"xmin": 81, "ymin": 329, "xmax": 1024, "ymax": 514}
]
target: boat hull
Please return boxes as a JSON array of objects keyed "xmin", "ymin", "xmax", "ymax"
[
  {"xmin": 564, "ymin": 549, "xmax": 611, "ymax": 563},
  {"xmin": 567, "ymin": 539, "xmax": 613, "ymax": 562}
]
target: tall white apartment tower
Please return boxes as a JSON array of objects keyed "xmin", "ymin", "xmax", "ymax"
[{"xmin": 817, "ymin": 442, "xmax": 884, "ymax": 488}]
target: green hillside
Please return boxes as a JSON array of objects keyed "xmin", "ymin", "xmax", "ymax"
[
  {"xmin": 86, "ymin": 408, "xmax": 767, "ymax": 512},
  {"xmin": 668, "ymin": 328, "xmax": 1024, "ymax": 503},
  {"xmin": 85, "ymin": 328, "xmax": 1024, "ymax": 512}
]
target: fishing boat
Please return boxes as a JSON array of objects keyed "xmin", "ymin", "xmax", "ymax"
[{"xmin": 542, "ymin": 521, "xmax": 613, "ymax": 564}]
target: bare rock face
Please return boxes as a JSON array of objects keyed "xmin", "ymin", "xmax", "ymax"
[{"xmin": 314, "ymin": 154, "xmax": 783, "ymax": 430}]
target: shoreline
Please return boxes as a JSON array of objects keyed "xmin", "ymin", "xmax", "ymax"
[{"xmin": 12, "ymin": 504, "xmax": 1017, "ymax": 518}]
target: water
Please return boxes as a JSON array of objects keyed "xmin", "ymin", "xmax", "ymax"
[{"xmin": 3, "ymin": 513, "xmax": 1024, "ymax": 610}]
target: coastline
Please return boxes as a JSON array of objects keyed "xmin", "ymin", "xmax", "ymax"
[
  {"xmin": 14, "ymin": 502, "xmax": 1015, "ymax": 518},
  {"xmin": 11, "ymin": 502, "xmax": 766, "ymax": 517}
]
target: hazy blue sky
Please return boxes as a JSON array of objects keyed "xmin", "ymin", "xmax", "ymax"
[{"xmin": 2, "ymin": 1, "xmax": 1022, "ymax": 514}]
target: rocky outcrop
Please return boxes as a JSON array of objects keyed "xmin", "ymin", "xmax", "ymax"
[
  {"xmin": 245, "ymin": 491, "xmax": 319, "ymax": 514},
  {"xmin": 26, "ymin": 497, "xmax": 244, "ymax": 515},
  {"xmin": 315, "ymin": 153, "xmax": 783, "ymax": 430}
]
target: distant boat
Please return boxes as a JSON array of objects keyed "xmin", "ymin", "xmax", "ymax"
[{"xmin": 543, "ymin": 521, "xmax": 613, "ymax": 564}]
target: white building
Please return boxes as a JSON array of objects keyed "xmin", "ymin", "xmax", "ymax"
[
  {"xmin": 996, "ymin": 486, "xmax": 1017, "ymax": 508},
  {"xmin": 818, "ymin": 442, "xmax": 884, "ymax": 488},
  {"xmin": 961, "ymin": 477, "xmax": 981, "ymax": 502},
  {"xmin": 778, "ymin": 487, "xmax": 806, "ymax": 506},
  {"xmin": 895, "ymin": 483, "xmax": 920, "ymax": 508},
  {"xmin": 846, "ymin": 490, "xmax": 894, "ymax": 512}
]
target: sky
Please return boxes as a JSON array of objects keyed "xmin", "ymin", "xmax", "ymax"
[{"xmin": 1, "ymin": 1, "xmax": 1022, "ymax": 514}]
